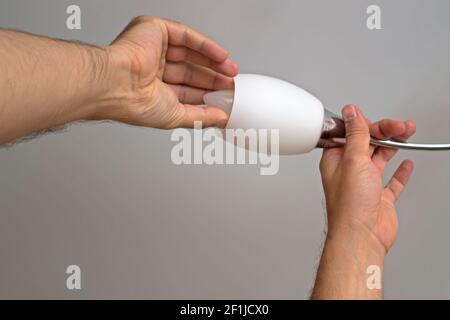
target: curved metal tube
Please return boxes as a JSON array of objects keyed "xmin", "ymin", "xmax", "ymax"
[
  {"xmin": 369, "ymin": 139, "xmax": 450, "ymax": 150},
  {"xmin": 317, "ymin": 109, "xmax": 450, "ymax": 151}
]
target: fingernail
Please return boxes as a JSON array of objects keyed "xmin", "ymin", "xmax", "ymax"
[
  {"xmin": 216, "ymin": 119, "xmax": 228, "ymax": 129},
  {"xmin": 342, "ymin": 105, "xmax": 357, "ymax": 121}
]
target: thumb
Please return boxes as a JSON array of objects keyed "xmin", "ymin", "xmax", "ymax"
[
  {"xmin": 342, "ymin": 104, "xmax": 370, "ymax": 157},
  {"xmin": 175, "ymin": 104, "xmax": 229, "ymax": 129}
]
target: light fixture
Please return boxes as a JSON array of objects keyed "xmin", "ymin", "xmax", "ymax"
[{"xmin": 204, "ymin": 74, "xmax": 450, "ymax": 155}]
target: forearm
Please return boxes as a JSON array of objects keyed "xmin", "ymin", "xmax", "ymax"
[
  {"xmin": 0, "ymin": 29, "xmax": 123, "ymax": 144},
  {"xmin": 311, "ymin": 224, "xmax": 386, "ymax": 300}
]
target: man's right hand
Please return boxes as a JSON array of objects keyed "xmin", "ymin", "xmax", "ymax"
[{"xmin": 101, "ymin": 16, "xmax": 239, "ymax": 129}]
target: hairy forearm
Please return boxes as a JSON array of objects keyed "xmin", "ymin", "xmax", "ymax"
[
  {"xmin": 311, "ymin": 224, "xmax": 386, "ymax": 300},
  {"xmin": 0, "ymin": 29, "xmax": 122, "ymax": 144}
]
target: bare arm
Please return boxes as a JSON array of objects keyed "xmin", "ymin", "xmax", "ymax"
[
  {"xmin": 0, "ymin": 17, "xmax": 238, "ymax": 144},
  {"xmin": 311, "ymin": 224, "xmax": 386, "ymax": 299},
  {"xmin": 0, "ymin": 29, "xmax": 113, "ymax": 143}
]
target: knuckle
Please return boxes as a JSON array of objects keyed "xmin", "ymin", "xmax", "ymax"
[
  {"xmin": 131, "ymin": 15, "xmax": 146, "ymax": 23},
  {"xmin": 131, "ymin": 15, "xmax": 158, "ymax": 25},
  {"xmin": 343, "ymin": 154, "xmax": 364, "ymax": 167},
  {"xmin": 182, "ymin": 47, "xmax": 191, "ymax": 60},
  {"xmin": 345, "ymin": 128, "xmax": 368, "ymax": 138},
  {"xmin": 319, "ymin": 157, "xmax": 327, "ymax": 172},
  {"xmin": 319, "ymin": 161, "xmax": 324, "ymax": 172},
  {"xmin": 183, "ymin": 63, "xmax": 193, "ymax": 83}
]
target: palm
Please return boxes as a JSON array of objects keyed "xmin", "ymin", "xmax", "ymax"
[
  {"xmin": 376, "ymin": 199, "xmax": 398, "ymax": 250},
  {"xmin": 321, "ymin": 118, "xmax": 415, "ymax": 252},
  {"xmin": 358, "ymin": 159, "xmax": 400, "ymax": 250},
  {"xmin": 109, "ymin": 16, "xmax": 238, "ymax": 129}
]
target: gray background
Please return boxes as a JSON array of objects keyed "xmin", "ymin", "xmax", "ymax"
[{"xmin": 0, "ymin": 0, "xmax": 449, "ymax": 299}]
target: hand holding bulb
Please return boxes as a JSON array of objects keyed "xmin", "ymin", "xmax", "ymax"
[
  {"xmin": 204, "ymin": 74, "xmax": 449, "ymax": 152},
  {"xmin": 312, "ymin": 105, "xmax": 415, "ymax": 299}
]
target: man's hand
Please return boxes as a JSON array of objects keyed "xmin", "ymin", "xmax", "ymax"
[
  {"xmin": 102, "ymin": 16, "xmax": 238, "ymax": 129},
  {"xmin": 0, "ymin": 16, "xmax": 238, "ymax": 144},
  {"xmin": 321, "ymin": 105, "xmax": 415, "ymax": 252},
  {"xmin": 312, "ymin": 105, "xmax": 416, "ymax": 299}
]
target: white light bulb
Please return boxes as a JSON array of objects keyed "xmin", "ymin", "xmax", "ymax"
[
  {"xmin": 203, "ymin": 89, "xmax": 234, "ymax": 115},
  {"xmin": 203, "ymin": 74, "xmax": 325, "ymax": 155},
  {"xmin": 204, "ymin": 74, "xmax": 450, "ymax": 153}
]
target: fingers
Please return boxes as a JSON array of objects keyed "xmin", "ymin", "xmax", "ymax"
[
  {"xmin": 370, "ymin": 119, "xmax": 416, "ymax": 141},
  {"xmin": 371, "ymin": 120, "xmax": 416, "ymax": 173},
  {"xmin": 161, "ymin": 18, "xmax": 238, "ymax": 107},
  {"xmin": 173, "ymin": 103, "xmax": 229, "ymax": 129},
  {"xmin": 166, "ymin": 46, "xmax": 238, "ymax": 77},
  {"xmin": 396, "ymin": 120, "xmax": 416, "ymax": 141},
  {"xmin": 342, "ymin": 105, "xmax": 370, "ymax": 157},
  {"xmin": 372, "ymin": 147, "xmax": 398, "ymax": 173},
  {"xmin": 163, "ymin": 19, "xmax": 229, "ymax": 62},
  {"xmin": 164, "ymin": 61, "xmax": 234, "ymax": 90},
  {"xmin": 168, "ymin": 84, "xmax": 210, "ymax": 105},
  {"xmin": 384, "ymin": 160, "xmax": 414, "ymax": 202},
  {"xmin": 320, "ymin": 147, "xmax": 344, "ymax": 179},
  {"xmin": 370, "ymin": 119, "xmax": 406, "ymax": 140}
]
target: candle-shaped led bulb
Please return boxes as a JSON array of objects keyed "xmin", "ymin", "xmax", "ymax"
[{"xmin": 203, "ymin": 89, "xmax": 234, "ymax": 115}]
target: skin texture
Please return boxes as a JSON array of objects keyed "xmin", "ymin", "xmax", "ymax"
[
  {"xmin": 104, "ymin": 16, "xmax": 238, "ymax": 128},
  {"xmin": 0, "ymin": 16, "xmax": 238, "ymax": 144},
  {"xmin": 311, "ymin": 105, "xmax": 416, "ymax": 300}
]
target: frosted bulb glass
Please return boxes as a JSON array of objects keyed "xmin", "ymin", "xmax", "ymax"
[
  {"xmin": 202, "ymin": 74, "xmax": 448, "ymax": 153},
  {"xmin": 202, "ymin": 74, "xmax": 325, "ymax": 155},
  {"xmin": 203, "ymin": 90, "xmax": 234, "ymax": 115}
]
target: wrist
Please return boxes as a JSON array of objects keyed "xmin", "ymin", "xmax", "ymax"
[
  {"xmin": 312, "ymin": 222, "xmax": 386, "ymax": 299},
  {"xmin": 326, "ymin": 222, "xmax": 387, "ymax": 264},
  {"xmin": 327, "ymin": 219, "xmax": 387, "ymax": 258},
  {"xmin": 79, "ymin": 44, "xmax": 133, "ymax": 122}
]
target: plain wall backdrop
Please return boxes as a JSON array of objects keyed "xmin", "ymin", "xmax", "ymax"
[{"xmin": 0, "ymin": 0, "xmax": 449, "ymax": 299}]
